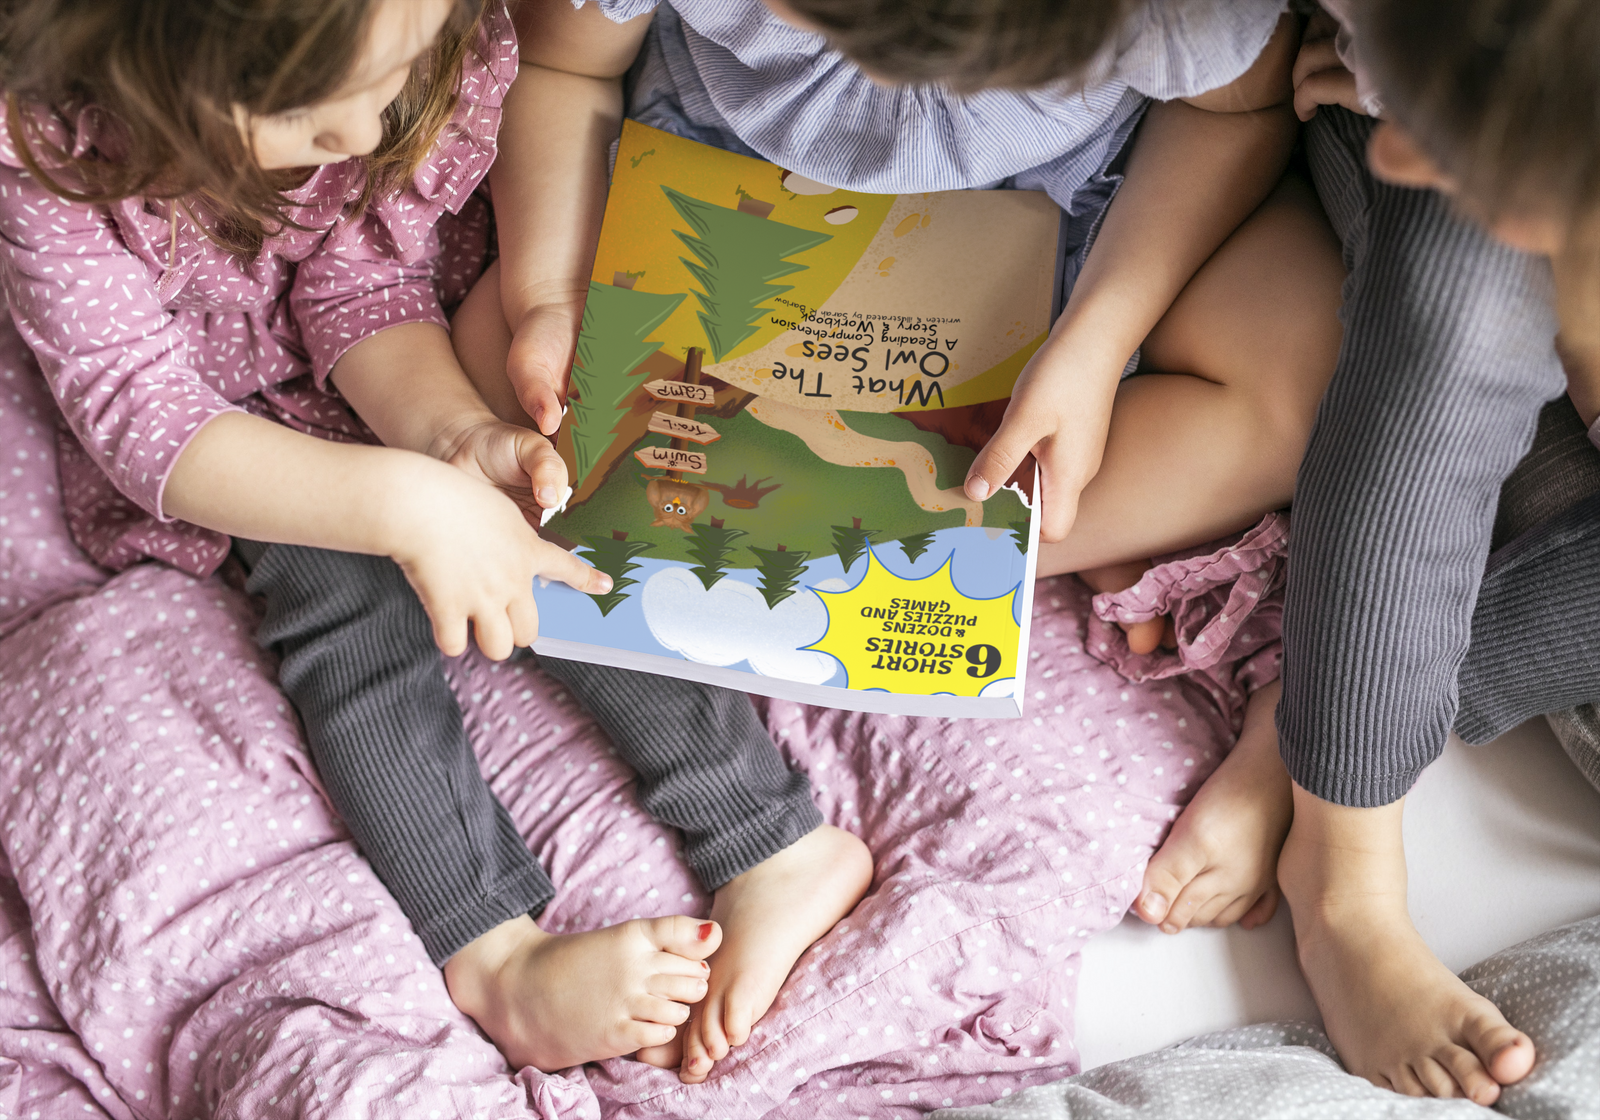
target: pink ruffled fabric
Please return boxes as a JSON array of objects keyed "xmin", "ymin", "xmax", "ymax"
[{"xmin": 1086, "ymin": 511, "xmax": 1288, "ymax": 729}]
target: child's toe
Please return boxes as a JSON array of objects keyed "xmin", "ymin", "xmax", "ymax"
[
  {"xmin": 679, "ymin": 1014, "xmax": 714, "ymax": 1084},
  {"xmin": 722, "ymin": 989, "xmax": 756, "ymax": 1050},
  {"xmin": 1138, "ymin": 844, "xmax": 1208, "ymax": 926},
  {"xmin": 1414, "ymin": 1056, "xmax": 1462, "ymax": 1099},
  {"xmin": 638, "ymin": 915, "xmax": 722, "ymax": 961},
  {"xmin": 1159, "ymin": 874, "xmax": 1219, "ymax": 933},
  {"xmin": 633, "ymin": 994, "xmax": 692, "ymax": 1027},
  {"xmin": 648, "ymin": 971, "xmax": 708, "ymax": 1004},
  {"xmin": 621, "ymin": 1020, "xmax": 679, "ymax": 1056},
  {"xmin": 698, "ymin": 991, "xmax": 732, "ymax": 1060},
  {"xmin": 634, "ymin": 1027, "xmax": 683, "ymax": 1070},
  {"xmin": 1239, "ymin": 889, "xmax": 1279, "ymax": 929},
  {"xmin": 1474, "ymin": 1019, "xmax": 1534, "ymax": 1085}
]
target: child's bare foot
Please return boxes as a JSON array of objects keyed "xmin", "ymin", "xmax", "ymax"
[
  {"xmin": 442, "ymin": 913, "xmax": 720, "ymax": 1072},
  {"xmin": 658, "ymin": 824, "xmax": 873, "ymax": 1084},
  {"xmin": 1135, "ymin": 680, "xmax": 1290, "ymax": 932},
  {"xmin": 1280, "ymin": 787, "xmax": 1535, "ymax": 1103},
  {"xmin": 1078, "ymin": 561, "xmax": 1173, "ymax": 654}
]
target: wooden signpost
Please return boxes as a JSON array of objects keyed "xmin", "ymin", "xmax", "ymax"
[{"xmin": 640, "ymin": 347, "xmax": 713, "ymax": 483}]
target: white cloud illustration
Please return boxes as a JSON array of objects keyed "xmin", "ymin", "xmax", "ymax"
[{"xmin": 641, "ymin": 567, "xmax": 839, "ymax": 684}]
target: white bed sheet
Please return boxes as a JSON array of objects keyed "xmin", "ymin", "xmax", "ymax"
[{"xmin": 1076, "ymin": 720, "xmax": 1600, "ymax": 1070}]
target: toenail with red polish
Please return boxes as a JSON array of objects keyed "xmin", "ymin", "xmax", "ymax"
[
  {"xmin": 698, "ymin": 922, "xmax": 714, "ymax": 941},
  {"xmin": 700, "ymin": 960, "xmax": 710, "ymax": 970}
]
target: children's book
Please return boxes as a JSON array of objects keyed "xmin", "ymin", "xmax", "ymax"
[{"xmin": 531, "ymin": 120, "xmax": 1061, "ymax": 718}]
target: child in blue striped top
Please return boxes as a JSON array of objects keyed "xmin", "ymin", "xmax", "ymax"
[{"xmin": 454, "ymin": 0, "xmax": 1344, "ymax": 1083}]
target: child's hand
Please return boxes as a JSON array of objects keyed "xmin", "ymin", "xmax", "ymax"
[
  {"xmin": 438, "ymin": 416, "xmax": 572, "ymax": 523},
  {"xmin": 963, "ymin": 340, "xmax": 1122, "ymax": 542},
  {"xmin": 1292, "ymin": 18, "xmax": 1365, "ymax": 122},
  {"xmin": 506, "ymin": 291, "xmax": 588, "ymax": 437},
  {"xmin": 386, "ymin": 456, "xmax": 610, "ymax": 660}
]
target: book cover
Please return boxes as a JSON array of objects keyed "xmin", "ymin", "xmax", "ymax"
[{"xmin": 531, "ymin": 120, "xmax": 1059, "ymax": 718}]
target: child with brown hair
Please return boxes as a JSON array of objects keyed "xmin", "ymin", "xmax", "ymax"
[
  {"xmin": 460, "ymin": 0, "xmax": 1348, "ymax": 1085},
  {"xmin": 0, "ymin": 0, "xmax": 872, "ymax": 1077},
  {"xmin": 1280, "ymin": 0, "xmax": 1600, "ymax": 1103}
]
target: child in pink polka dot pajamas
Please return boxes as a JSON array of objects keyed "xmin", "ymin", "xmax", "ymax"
[{"xmin": 0, "ymin": 0, "xmax": 870, "ymax": 1074}]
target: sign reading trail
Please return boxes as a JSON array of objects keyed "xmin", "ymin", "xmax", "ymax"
[{"xmin": 648, "ymin": 413, "xmax": 721, "ymax": 444}]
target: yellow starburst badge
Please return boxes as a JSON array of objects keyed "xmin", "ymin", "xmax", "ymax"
[{"xmin": 806, "ymin": 548, "xmax": 1021, "ymax": 696}]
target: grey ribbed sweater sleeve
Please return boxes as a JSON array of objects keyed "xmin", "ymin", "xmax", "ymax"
[{"xmin": 1276, "ymin": 109, "xmax": 1564, "ymax": 807}]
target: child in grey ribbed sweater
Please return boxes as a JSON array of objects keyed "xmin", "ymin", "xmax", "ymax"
[{"xmin": 1278, "ymin": 0, "xmax": 1600, "ymax": 1105}]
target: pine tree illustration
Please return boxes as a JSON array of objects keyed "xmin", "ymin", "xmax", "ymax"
[
  {"xmin": 580, "ymin": 531, "xmax": 656, "ymax": 617},
  {"xmin": 748, "ymin": 544, "xmax": 810, "ymax": 609},
  {"xmin": 1008, "ymin": 518, "xmax": 1031, "ymax": 554},
  {"xmin": 661, "ymin": 186, "xmax": 832, "ymax": 362},
  {"xmin": 897, "ymin": 530, "xmax": 936, "ymax": 564},
  {"xmin": 830, "ymin": 517, "xmax": 877, "ymax": 573},
  {"xmin": 569, "ymin": 282, "xmax": 686, "ymax": 485},
  {"xmin": 685, "ymin": 518, "xmax": 748, "ymax": 591}
]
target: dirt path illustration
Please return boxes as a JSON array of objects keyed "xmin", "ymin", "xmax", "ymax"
[{"xmin": 745, "ymin": 395, "xmax": 984, "ymax": 526}]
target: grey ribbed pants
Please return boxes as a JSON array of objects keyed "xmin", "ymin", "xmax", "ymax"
[
  {"xmin": 235, "ymin": 540, "xmax": 822, "ymax": 965},
  {"xmin": 1456, "ymin": 398, "xmax": 1600, "ymax": 741},
  {"xmin": 1278, "ymin": 107, "xmax": 1572, "ymax": 804}
]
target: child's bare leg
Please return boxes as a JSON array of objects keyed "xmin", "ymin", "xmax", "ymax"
[
  {"xmin": 1135, "ymin": 680, "xmax": 1289, "ymax": 932},
  {"xmin": 1279, "ymin": 787, "xmax": 1534, "ymax": 1103},
  {"xmin": 1039, "ymin": 174, "xmax": 1346, "ymax": 577},
  {"xmin": 444, "ymin": 913, "xmax": 720, "ymax": 1072}
]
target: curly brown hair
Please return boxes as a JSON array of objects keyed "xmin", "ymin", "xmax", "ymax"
[
  {"xmin": 779, "ymin": 0, "xmax": 1141, "ymax": 93},
  {"xmin": 0, "ymin": 0, "xmax": 488, "ymax": 256}
]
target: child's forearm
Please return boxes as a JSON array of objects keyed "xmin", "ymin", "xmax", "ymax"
[
  {"xmin": 328, "ymin": 321, "xmax": 500, "ymax": 459},
  {"xmin": 494, "ymin": 0, "xmax": 649, "ymax": 331},
  {"xmin": 164, "ymin": 323, "xmax": 520, "ymax": 555},
  {"xmin": 491, "ymin": 62, "xmax": 623, "ymax": 331},
  {"xmin": 1054, "ymin": 97, "xmax": 1298, "ymax": 373},
  {"xmin": 162, "ymin": 411, "xmax": 451, "ymax": 555},
  {"xmin": 1052, "ymin": 15, "xmax": 1300, "ymax": 375}
]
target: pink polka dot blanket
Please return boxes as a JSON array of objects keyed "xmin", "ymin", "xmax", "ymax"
[{"xmin": 0, "ymin": 341, "xmax": 1286, "ymax": 1119}]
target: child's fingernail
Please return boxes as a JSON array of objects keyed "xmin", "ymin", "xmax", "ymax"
[
  {"xmin": 1139, "ymin": 892, "xmax": 1169, "ymax": 921},
  {"xmin": 594, "ymin": 574, "xmax": 613, "ymax": 593},
  {"xmin": 698, "ymin": 922, "xmax": 714, "ymax": 941},
  {"xmin": 1160, "ymin": 921, "xmax": 1179, "ymax": 935},
  {"xmin": 536, "ymin": 486, "xmax": 559, "ymax": 507},
  {"xmin": 967, "ymin": 476, "xmax": 991, "ymax": 501}
]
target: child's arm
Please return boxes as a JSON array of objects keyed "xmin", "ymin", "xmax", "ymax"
[
  {"xmin": 162, "ymin": 324, "xmax": 609, "ymax": 660},
  {"xmin": 966, "ymin": 14, "xmax": 1302, "ymax": 540},
  {"xmin": 491, "ymin": 0, "xmax": 653, "ymax": 434},
  {"xmin": 0, "ymin": 165, "xmax": 606, "ymax": 662}
]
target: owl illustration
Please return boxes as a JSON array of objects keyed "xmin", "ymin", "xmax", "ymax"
[{"xmin": 646, "ymin": 478, "xmax": 710, "ymax": 531}]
